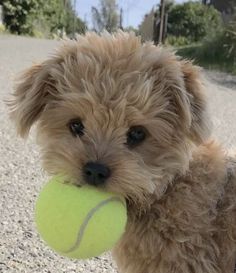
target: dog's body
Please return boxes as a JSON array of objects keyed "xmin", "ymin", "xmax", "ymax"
[
  {"xmin": 9, "ymin": 32, "xmax": 236, "ymax": 273},
  {"xmin": 114, "ymin": 142, "xmax": 236, "ymax": 273}
]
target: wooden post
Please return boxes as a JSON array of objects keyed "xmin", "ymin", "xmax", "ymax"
[
  {"xmin": 0, "ymin": 5, "xmax": 3, "ymax": 25},
  {"xmin": 120, "ymin": 8, "xmax": 123, "ymax": 30},
  {"xmin": 153, "ymin": 11, "xmax": 158, "ymax": 45},
  {"xmin": 158, "ymin": 0, "xmax": 165, "ymax": 44},
  {"xmin": 73, "ymin": 0, "xmax": 76, "ymax": 38}
]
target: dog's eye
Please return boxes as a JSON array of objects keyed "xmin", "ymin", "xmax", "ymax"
[
  {"xmin": 68, "ymin": 119, "xmax": 84, "ymax": 137},
  {"xmin": 126, "ymin": 126, "xmax": 146, "ymax": 147}
]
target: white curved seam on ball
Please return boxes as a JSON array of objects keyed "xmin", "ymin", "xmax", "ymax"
[{"xmin": 64, "ymin": 196, "xmax": 126, "ymax": 254}]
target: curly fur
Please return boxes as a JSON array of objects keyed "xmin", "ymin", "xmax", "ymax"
[{"xmin": 9, "ymin": 32, "xmax": 236, "ymax": 273}]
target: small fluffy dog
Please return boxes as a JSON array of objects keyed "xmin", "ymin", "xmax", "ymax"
[{"xmin": 9, "ymin": 32, "xmax": 236, "ymax": 273}]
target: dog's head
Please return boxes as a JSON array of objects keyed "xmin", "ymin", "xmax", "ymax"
[{"xmin": 9, "ymin": 32, "xmax": 210, "ymax": 206}]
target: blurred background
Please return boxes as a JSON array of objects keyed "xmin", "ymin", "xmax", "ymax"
[{"xmin": 0, "ymin": 0, "xmax": 235, "ymax": 73}]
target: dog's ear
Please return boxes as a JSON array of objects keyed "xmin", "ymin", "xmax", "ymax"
[
  {"xmin": 181, "ymin": 61, "xmax": 210, "ymax": 144},
  {"xmin": 8, "ymin": 62, "xmax": 57, "ymax": 137}
]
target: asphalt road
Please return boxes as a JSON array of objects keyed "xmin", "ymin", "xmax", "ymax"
[{"xmin": 0, "ymin": 35, "xmax": 236, "ymax": 273}]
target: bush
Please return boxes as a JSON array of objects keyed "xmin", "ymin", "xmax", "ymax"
[
  {"xmin": 201, "ymin": 24, "xmax": 235, "ymax": 62},
  {"xmin": 0, "ymin": 23, "xmax": 6, "ymax": 32},
  {"xmin": 166, "ymin": 35, "xmax": 191, "ymax": 46},
  {"xmin": 2, "ymin": 0, "xmax": 38, "ymax": 35},
  {"xmin": 177, "ymin": 21, "xmax": 236, "ymax": 74},
  {"xmin": 223, "ymin": 21, "xmax": 236, "ymax": 61},
  {"xmin": 1, "ymin": 0, "xmax": 86, "ymax": 37},
  {"xmin": 168, "ymin": 2, "xmax": 222, "ymax": 43}
]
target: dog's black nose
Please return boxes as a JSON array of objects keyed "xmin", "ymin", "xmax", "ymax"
[{"xmin": 83, "ymin": 162, "xmax": 111, "ymax": 186}]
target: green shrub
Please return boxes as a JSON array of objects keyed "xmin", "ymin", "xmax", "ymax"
[
  {"xmin": 223, "ymin": 22, "xmax": 236, "ymax": 61},
  {"xmin": 166, "ymin": 35, "xmax": 191, "ymax": 46},
  {"xmin": 2, "ymin": 0, "xmax": 86, "ymax": 37},
  {"xmin": 2, "ymin": 0, "xmax": 38, "ymax": 35},
  {"xmin": 0, "ymin": 23, "xmax": 6, "ymax": 32},
  {"xmin": 198, "ymin": 22, "xmax": 236, "ymax": 67},
  {"xmin": 168, "ymin": 2, "xmax": 222, "ymax": 43},
  {"xmin": 177, "ymin": 21, "xmax": 236, "ymax": 74}
]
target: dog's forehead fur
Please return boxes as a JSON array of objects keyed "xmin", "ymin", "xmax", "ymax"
[
  {"xmin": 10, "ymin": 31, "xmax": 210, "ymax": 145},
  {"xmin": 49, "ymin": 32, "xmax": 185, "ymax": 110},
  {"xmin": 40, "ymin": 32, "xmax": 192, "ymax": 142}
]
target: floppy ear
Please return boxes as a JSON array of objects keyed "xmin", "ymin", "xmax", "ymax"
[
  {"xmin": 8, "ymin": 62, "xmax": 57, "ymax": 137},
  {"xmin": 181, "ymin": 61, "xmax": 210, "ymax": 144}
]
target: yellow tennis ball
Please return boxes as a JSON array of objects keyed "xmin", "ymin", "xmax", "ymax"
[{"xmin": 35, "ymin": 176, "xmax": 127, "ymax": 259}]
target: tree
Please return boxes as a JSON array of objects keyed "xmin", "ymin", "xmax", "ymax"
[
  {"xmin": 1, "ymin": 0, "xmax": 38, "ymax": 34},
  {"xmin": 37, "ymin": 0, "xmax": 86, "ymax": 36},
  {"xmin": 1, "ymin": 0, "xmax": 86, "ymax": 37},
  {"xmin": 63, "ymin": 1, "xmax": 86, "ymax": 36},
  {"xmin": 91, "ymin": 0, "xmax": 119, "ymax": 33},
  {"xmin": 168, "ymin": 2, "xmax": 222, "ymax": 42}
]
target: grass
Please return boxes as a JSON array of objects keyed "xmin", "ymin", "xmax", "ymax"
[
  {"xmin": 176, "ymin": 23, "xmax": 236, "ymax": 75},
  {"xmin": 176, "ymin": 44, "xmax": 236, "ymax": 75}
]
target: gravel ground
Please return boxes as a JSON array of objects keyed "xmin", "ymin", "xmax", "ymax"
[{"xmin": 0, "ymin": 35, "xmax": 236, "ymax": 273}]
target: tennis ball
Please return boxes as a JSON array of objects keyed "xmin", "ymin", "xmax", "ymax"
[{"xmin": 35, "ymin": 176, "xmax": 127, "ymax": 259}]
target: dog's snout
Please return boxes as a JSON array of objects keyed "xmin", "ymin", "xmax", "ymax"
[{"xmin": 83, "ymin": 162, "xmax": 111, "ymax": 186}]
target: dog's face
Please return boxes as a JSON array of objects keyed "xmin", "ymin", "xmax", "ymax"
[{"xmin": 9, "ymin": 32, "xmax": 209, "ymax": 206}]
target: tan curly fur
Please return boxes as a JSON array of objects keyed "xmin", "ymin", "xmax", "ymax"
[{"xmin": 9, "ymin": 32, "xmax": 236, "ymax": 273}]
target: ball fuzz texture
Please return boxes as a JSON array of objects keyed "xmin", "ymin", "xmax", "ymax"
[{"xmin": 35, "ymin": 176, "xmax": 127, "ymax": 259}]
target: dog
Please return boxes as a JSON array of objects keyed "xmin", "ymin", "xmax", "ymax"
[{"xmin": 9, "ymin": 32, "xmax": 236, "ymax": 273}]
